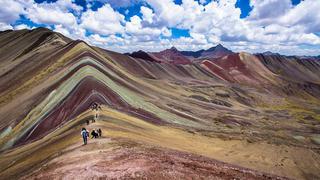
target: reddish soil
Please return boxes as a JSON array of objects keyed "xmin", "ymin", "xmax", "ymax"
[
  {"xmin": 201, "ymin": 54, "xmax": 259, "ymax": 84},
  {"xmin": 22, "ymin": 138, "xmax": 289, "ymax": 180}
]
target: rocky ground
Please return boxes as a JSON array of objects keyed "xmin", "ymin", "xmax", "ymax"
[{"xmin": 21, "ymin": 137, "xmax": 289, "ymax": 180}]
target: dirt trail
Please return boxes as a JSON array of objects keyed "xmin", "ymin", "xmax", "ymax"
[{"xmin": 21, "ymin": 135, "xmax": 288, "ymax": 180}]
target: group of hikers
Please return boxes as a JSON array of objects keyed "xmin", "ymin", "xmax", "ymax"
[
  {"xmin": 81, "ymin": 102, "xmax": 103, "ymax": 145},
  {"xmin": 81, "ymin": 128, "xmax": 102, "ymax": 145}
]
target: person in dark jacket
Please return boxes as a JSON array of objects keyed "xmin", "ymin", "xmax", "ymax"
[
  {"xmin": 91, "ymin": 129, "xmax": 99, "ymax": 138},
  {"xmin": 81, "ymin": 128, "xmax": 89, "ymax": 145},
  {"xmin": 97, "ymin": 128, "xmax": 102, "ymax": 137}
]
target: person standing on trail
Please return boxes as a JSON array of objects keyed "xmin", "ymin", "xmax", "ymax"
[
  {"xmin": 97, "ymin": 128, "xmax": 102, "ymax": 137},
  {"xmin": 81, "ymin": 128, "xmax": 88, "ymax": 145},
  {"xmin": 91, "ymin": 129, "xmax": 99, "ymax": 138}
]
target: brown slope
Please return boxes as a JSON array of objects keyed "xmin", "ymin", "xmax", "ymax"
[
  {"xmin": 256, "ymin": 53, "xmax": 320, "ymax": 84},
  {"xmin": 0, "ymin": 27, "xmax": 70, "ymax": 63},
  {"xmin": 0, "ymin": 27, "xmax": 72, "ymax": 94},
  {"xmin": 200, "ymin": 53, "xmax": 274, "ymax": 85},
  {"xmin": 256, "ymin": 53, "xmax": 320, "ymax": 98},
  {"xmin": 151, "ymin": 47, "xmax": 191, "ymax": 65}
]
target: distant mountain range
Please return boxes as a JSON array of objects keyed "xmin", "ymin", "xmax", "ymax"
[
  {"xmin": 180, "ymin": 44, "xmax": 234, "ymax": 59},
  {"xmin": 151, "ymin": 46, "xmax": 191, "ymax": 65},
  {"xmin": 127, "ymin": 44, "xmax": 319, "ymax": 65},
  {"xmin": 261, "ymin": 51, "xmax": 281, "ymax": 56},
  {"xmin": 127, "ymin": 44, "xmax": 234, "ymax": 64}
]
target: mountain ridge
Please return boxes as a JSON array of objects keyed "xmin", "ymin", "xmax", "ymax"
[{"xmin": 127, "ymin": 44, "xmax": 234, "ymax": 64}]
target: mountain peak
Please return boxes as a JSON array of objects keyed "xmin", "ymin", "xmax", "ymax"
[
  {"xmin": 262, "ymin": 51, "xmax": 280, "ymax": 56},
  {"xmin": 197, "ymin": 44, "xmax": 233, "ymax": 58},
  {"xmin": 170, "ymin": 46, "xmax": 178, "ymax": 51},
  {"xmin": 151, "ymin": 46, "xmax": 191, "ymax": 64},
  {"xmin": 207, "ymin": 44, "xmax": 227, "ymax": 51},
  {"xmin": 216, "ymin": 43, "xmax": 224, "ymax": 48},
  {"xmin": 33, "ymin": 26, "xmax": 51, "ymax": 31}
]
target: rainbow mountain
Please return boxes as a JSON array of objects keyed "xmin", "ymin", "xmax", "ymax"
[{"xmin": 0, "ymin": 27, "xmax": 320, "ymax": 179}]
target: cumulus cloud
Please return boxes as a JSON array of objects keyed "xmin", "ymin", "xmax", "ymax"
[
  {"xmin": 90, "ymin": 0, "xmax": 142, "ymax": 8},
  {"xmin": 279, "ymin": 0, "xmax": 320, "ymax": 33},
  {"xmin": 26, "ymin": 4, "xmax": 77, "ymax": 26},
  {"xmin": 145, "ymin": 0, "xmax": 184, "ymax": 27},
  {"xmin": 14, "ymin": 24, "xmax": 34, "ymax": 30},
  {"xmin": 245, "ymin": 0, "xmax": 320, "ymax": 47},
  {"xmin": 0, "ymin": 0, "xmax": 83, "ymax": 28},
  {"xmin": 90, "ymin": 34, "xmax": 125, "ymax": 46},
  {"xmin": 140, "ymin": 6, "xmax": 154, "ymax": 24},
  {"xmin": 0, "ymin": 23, "xmax": 13, "ymax": 31},
  {"xmin": 248, "ymin": 0, "xmax": 292, "ymax": 24},
  {"xmin": 126, "ymin": 15, "xmax": 159, "ymax": 36},
  {"xmin": 161, "ymin": 27, "xmax": 172, "ymax": 37},
  {"xmin": 80, "ymin": 4, "xmax": 125, "ymax": 35},
  {"xmin": 54, "ymin": 24, "xmax": 71, "ymax": 37},
  {"xmin": 199, "ymin": 0, "xmax": 207, "ymax": 5},
  {"xmin": 0, "ymin": 0, "xmax": 25, "ymax": 24},
  {"xmin": 55, "ymin": 0, "xmax": 83, "ymax": 13},
  {"xmin": 124, "ymin": 15, "xmax": 173, "ymax": 43}
]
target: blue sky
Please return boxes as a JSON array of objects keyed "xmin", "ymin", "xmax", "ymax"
[{"xmin": 0, "ymin": 0, "xmax": 319, "ymax": 55}]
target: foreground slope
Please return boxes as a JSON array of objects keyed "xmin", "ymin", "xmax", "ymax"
[{"xmin": 0, "ymin": 28, "xmax": 320, "ymax": 180}]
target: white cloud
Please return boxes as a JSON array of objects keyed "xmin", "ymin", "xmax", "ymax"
[
  {"xmin": 199, "ymin": 0, "xmax": 206, "ymax": 5},
  {"xmin": 0, "ymin": 22, "xmax": 13, "ymax": 31},
  {"xmin": 14, "ymin": 24, "xmax": 33, "ymax": 30},
  {"xmin": 279, "ymin": 0, "xmax": 320, "ymax": 33},
  {"xmin": 24, "ymin": 0, "xmax": 81, "ymax": 27},
  {"xmin": 124, "ymin": 15, "xmax": 172, "ymax": 41},
  {"xmin": 190, "ymin": 32, "xmax": 207, "ymax": 44},
  {"xmin": 80, "ymin": 4, "xmax": 125, "ymax": 35},
  {"xmin": 53, "ymin": 23, "xmax": 87, "ymax": 41},
  {"xmin": 140, "ymin": 6, "xmax": 154, "ymax": 24},
  {"xmin": 55, "ymin": 0, "xmax": 83, "ymax": 13},
  {"xmin": 88, "ymin": 34, "xmax": 125, "ymax": 46},
  {"xmin": 26, "ymin": 5, "xmax": 77, "ymax": 26},
  {"xmin": 0, "ymin": 0, "xmax": 25, "ymax": 24},
  {"xmin": 145, "ymin": 0, "xmax": 184, "ymax": 27},
  {"xmin": 90, "ymin": 0, "xmax": 141, "ymax": 8},
  {"xmin": 161, "ymin": 27, "xmax": 172, "ymax": 37},
  {"xmin": 248, "ymin": 0, "xmax": 320, "ymax": 34},
  {"xmin": 125, "ymin": 15, "xmax": 160, "ymax": 36},
  {"xmin": 54, "ymin": 24, "xmax": 71, "ymax": 37},
  {"xmin": 248, "ymin": 0, "xmax": 292, "ymax": 24}
]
